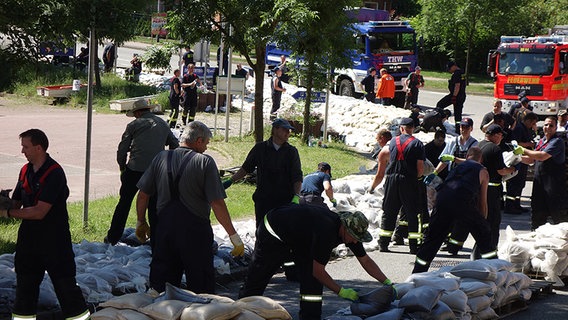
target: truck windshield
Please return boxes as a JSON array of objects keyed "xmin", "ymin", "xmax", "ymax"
[
  {"xmin": 368, "ymin": 32, "xmax": 415, "ymax": 54},
  {"xmin": 498, "ymin": 52, "xmax": 555, "ymax": 75}
]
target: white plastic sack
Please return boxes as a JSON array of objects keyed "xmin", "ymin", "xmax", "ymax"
[
  {"xmin": 413, "ymin": 277, "xmax": 460, "ymax": 291},
  {"xmin": 450, "ymin": 261, "xmax": 497, "ymax": 281},
  {"xmin": 439, "ymin": 289, "xmax": 468, "ymax": 314},
  {"xmin": 398, "ymin": 286, "xmax": 444, "ymax": 312}
]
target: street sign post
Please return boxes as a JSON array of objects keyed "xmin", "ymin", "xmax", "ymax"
[{"xmin": 292, "ymin": 90, "xmax": 327, "ymax": 103}]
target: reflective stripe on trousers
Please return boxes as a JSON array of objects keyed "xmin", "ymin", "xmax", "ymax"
[
  {"xmin": 379, "ymin": 229, "xmax": 393, "ymax": 237},
  {"xmin": 481, "ymin": 250, "xmax": 498, "ymax": 259},
  {"xmin": 264, "ymin": 215, "xmax": 283, "ymax": 242},
  {"xmin": 408, "ymin": 232, "xmax": 422, "ymax": 240},
  {"xmin": 448, "ymin": 238, "xmax": 464, "ymax": 246},
  {"xmin": 415, "ymin": 256, "xmax": 428, "ymax": 266},
  {"xmin": 301, "ymin": 294, "xmax": 323, "ymax": 302},
  {"xmin": 12, "ymin": 311, "xmax": 90, "ymax": 320}
]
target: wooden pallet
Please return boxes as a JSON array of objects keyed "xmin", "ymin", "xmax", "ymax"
[
  {"xmin": 528, "ymin": 280, "xmax": 555, "ymax": 300},
  {"xmin": 495, "ymin": 298, "xmax": 528, "ymax": 319}
]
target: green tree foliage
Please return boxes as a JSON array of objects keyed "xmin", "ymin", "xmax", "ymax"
[
  {"xmin": 168, "ymin": 0, "xmax": 280, "ymax": 142},
  {"xmin": 415, "ymin": 0, "xmax": 564, "ymax": 75},
  {"xmin": 273, "ymin": 0, "xmax": 359, "ymax": 141}
]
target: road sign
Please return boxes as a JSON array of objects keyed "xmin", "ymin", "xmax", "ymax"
[{"xmin": 292, "ymin": 90, "xmax": 327, "ymax": 103}]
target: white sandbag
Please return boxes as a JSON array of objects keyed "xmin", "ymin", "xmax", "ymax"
[
  {"xmin": 494, "ymin": 271, "xmax": 507, "ymax": 288},
  {"xmin": 99, "ymin": 292, "xmax": 154, "ymax": 310},
  {"xmin": 393, "ymin": 282, "xmax": 415, "ymax": 299},
  {"xmin": 197, "ymin": 293, "xmax": 235, "ymax": 304},
  {"xmin": 413, "ymin": 277, "xmax": 460, "ymax": 291},
  {"xmin": 535, "ymin": 223, "xmax": 568, "ymax": 239},
  {"xmin": 439, "ymin": 289, "xmax": 468, "ymax": 314},
  {"xmin": 116, "ymin": 309, "xmax": 154, "ymax": 320},
  {"xmin": 398, "ymin": 286, "xmax": 444, "ymax": 312},
  {"xmin": 503, "ymin": 151, "xmax": 522, "ymax": 167},
  {"xmin": 164, "ymin": 283, "xmax": 212, "ymax": 303},
  {"xmin": 461, "ymin": 278, "xmax": 497, "ymax": 296},
  {"xmin": 542, "ymin": 250, "xmax": 562, "ymax": 284},
  {"xmin": 405, "ymin": 270, "xmax": 444, "ymax": 283},
  {"xmin": 139, "ymin": 300, "xmax": 192, "ymax": 320},
  {"xmin": 531, "ymin": 257, "xmax": 544, "ymax": 271},
  {"xmin": 534, "ymin": 237, "xmax": 568, "ymax": 251},
  {"xmin": 511, "ymin": 273, "xmax": 533, "ymax": 290},
  {"xmin": 554, "ymin": 255, "xmax": 568, "ymax": 275},
  {"xmin": 363, "ymin": 307, "xmax": 404, "ymax": 320},
  {"xmin": 451, "ymin": 261, "xmax": 497, "ymax": 281},
  {"xmin": 234, "ymin": 296, "xmax": 292, "ymax": 320},
  {"xmin": 519, "ymin": 288, "xmax": 532, "ymax": 301},
  {"xmin": 232, "ymin": 309, "xmax": 266, "ymax": 320},
  {"xmin": 37, "ymin": 278, "xmax": 59, "ymax": 310},
  {"xmin": 471, "ymin": 306, "xmax": 498, "ymax": 320},
  {"xmin": 502, "ymin": 286, "xmax": 519, "ymax": 305},
  {"xmin": 459, "ymin": 280, "xmax": 493, "ymax": 298},
  {"xmin": 180, "ymin": 302, "xmax": 242, "ymax": 320},
  {"xmin": 466, "ymin": 295, "xmax": 491, "ymax": 313},
  {"xmin": 477, "ymin": 259, "xmax": 513, "ymax": 272},
  {"xmin": 430, "ymin": 301, "xmax": 457, "ymax": 320},
  {"xmin": 491, "ymin": 287, "xmax": 506, "ymax": 308},
  {"xmin": 91, "ymin": 307, "xmax": 123, "ymax": 320}
]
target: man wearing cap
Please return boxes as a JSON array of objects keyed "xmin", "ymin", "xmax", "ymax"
[
  {"xmin": 378, "ymin": 117, "xmax": 425, "ymax": 253},
  {"xmin": 413, "ymin": 147, "xmax": 497, "ymax": 273},
  {"xmin": 239, "ymin": 207, "xmax": 393, "ymax": 320},
  {"xmin": 404, "ymin": 66, "xmax": 425, "ymax": 109},
  {"xmin": 376, "ymin": 68, "xmax": 395, "ymax": 106},
  {"xmin": 271, "ymin": 67, "xmax": 287, "ymax": 117},
  {"xmin": 361, "ymin": 67, "xmax": 377, "ymax": 102},
  {"xmin": 224, "ymin": 118, "xmax": 302, "ymax": 227},
  {"xmin": 106, "ymin": 99, "xmax": 179, "ymax": 246},
  {"xmin": 515, "ymin": 116, "xmax": 568, "ymax": 230},
  {"xmin": 436, "ymin": 61, "xmax": 467, "ymax": 134},
  {"xmin": 478, "ymin": 124, "xmax": 516, "ymax": 248},
  {"xmin": 504, "ymin": 112, "xmax": 537, "ymax": 214},
  {"xmin": 300, "ymin": 162, "xmax": 336, "ymax": 208}
]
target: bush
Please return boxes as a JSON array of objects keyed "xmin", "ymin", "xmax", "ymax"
[{"xmin": 142, "ymin": 43, "xmax": 177, "ymax": 72}]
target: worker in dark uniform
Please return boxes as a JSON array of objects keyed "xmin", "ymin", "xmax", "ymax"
[
  {"xmin": 404, "ymin": 66, "xmax": 425, "ymax": 109},
  {"xmin": 300, "ymin": 162, "xmax": 337, "ymax": 208},
  {"xmin": 504, "ymin": 112, "xmax": 537, "ymax": 214},
  {"xmin": 168, "ymin": 69, "xmax": 182, "ymax": 128},
  {"xmin": 1, "ymin": 129, "xmax": 90, "ymax": 320},
  {"xmin": 271, "ymin": 67, "xmax": 286, "ymax": 117},
  {"xmin": 181, "ymin": 63, "xmax": 202, "ymax": 125},
  {"xmin": 517, "ymin": 116, "xmax": 568, "ymax": 230},
  {"xmin": 436, "ymin": 61, "xmax": 466, "ymax": 134},
  {"xmin": 413, "ymin": 147, "xmax": 498, "ymax": 273},
  {"xmin": 378, "ymin": 117, "xmax": 425, "ymax": 253},
  {"xmin": 360, "ymin": 67, "xmax": 377, "ymax": 102},
  {"xmin": 478, "ymin": 124, "xmax": 516, "ymax": 249},
  {"xmin": 480, "ymin": 100, "xmax": 514, "ymax": 133},
  {"xmin": 182, "ymin": 46, "xmax": 194, "ymax": 75},
  {"xmin": 239, "ymin": 208, "xmax": 394, "ymax": 320},
  {"xmin": 224, "ymin": 118, "xmax": 303, "ymax": 227}
]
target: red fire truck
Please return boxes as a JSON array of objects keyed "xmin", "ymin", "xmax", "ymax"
[{"xmin": 487, "ymin": 26, "xmax": 568, "ymax": 118}]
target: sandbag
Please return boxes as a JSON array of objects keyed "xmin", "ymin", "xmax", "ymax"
[
  {"xmin": 466, "ymin": 295, "xmax": 491, "ymax": 313},
  {"xmin": 232, "ymin": 309, "xmax": 266, "ymax": 320},
  {"xmin": 99, "ymin": 293, "xmax": 154, "ymax": 310},
  {"xmin": 393, "ymin": 282, "xmax": 415, "ymax": 298},
  {"xmin": 234, "ymin": 296, "xmax": 292, "ymax": 320},
  {"xmin": 459, "ymin": 280, "xmax": 494, "ymax": 298},
  {"xmin": 91, "ymin": 307, "xmax": 123, "ymax": 320},
  {"xmin": 477, "ymin": 259, "xmax": 513, "ymax": 272},
  {"xmin": 450, "ymin": 261, "xmax": 497, "ymax": 281},
  {"xmin": 471, "ymin": 306, "xmax": 498, "ymax": 320},
  {"xmin": 180, "ymin": 302, "xmax": 242, "ymax": 320},
  {"xmin": 439, "ymin": 289, "xmax": 468, "ymax": 314},
  {"xmin": 364, "ymin": 308, "xmax": 404, "ymax": 320},
  {"xmin": 494, "ymin": 271, "xmax": 508, "ymax": 288},
  {"xmin": 398, "ymin": 286, "xmax": 444, "ymax": 312},
  {"xmin": 512, "ymin": 273, "xmax": 532, "ymax": 290},
  {"xmin": 116, "ymin": 309, "xmax": 154, "ymax": 320},
  {"xmin": 519, "ymin": 288, "xmax": 532, "ymax": 301},
  {"xmin": 139, "ymin": 300, "xmax": 192, "ymax": 320},
  {"xmin": 359, "ymin": 286, "xmax": 395, "ymax": 306},
  {"xmin": 164, "ymin": 283, "xmax": 212, "ymax": 304},
  {"xmin": 413, "ymin": 277, "xmax": 460, "ymax": 291},
  {"xmin": 197, "ymin": 293, "xmax": 235, "ymax": 304}
]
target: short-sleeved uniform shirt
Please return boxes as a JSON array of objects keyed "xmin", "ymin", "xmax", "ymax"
[
  {"xmin": 478, "ymin": 140, "xmax": 506, "ymax": 184},
  {"xmin": 182, "ymin": 73, "xmax": 200, "ymax": 97},
  {"xmin": 169, "ymin": 77, "xmax": 181, "ymax": 100},
  {"xmin": 267, "ymin": 205, "xmax": 366, "ymax": 265},
  {"xmin": 480, "ymin": 112, "xmax": 515, "ymax": 130},
  {"xmin": 511, "ymin": 122, "xmax": 533, "ymax": 145},
  {"xmin": 449, "ymin": 69, "xmax": 466, "ymax": 97},
  {"xmin": 440, "ymin": 136, "xmax": 478, "ymax": 171},
  {"xmin": 137, "ymin": 147, "xmax": 225, "ymax": 220},
  {"xmin": 406, "ymin": 72, "xmax": 424, "ymax": 89},
  {"xmin": 242, "ymin": 137, "xmax": 303, "ymax": 203},
  {"xmin": 301, "ymin": 171, "xmax": 331, "ymax": 195}
]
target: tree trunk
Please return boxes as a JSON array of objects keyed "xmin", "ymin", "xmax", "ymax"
[{"xmin": 253, "ymin": 44, "xmax": 266, "ymax": 143}]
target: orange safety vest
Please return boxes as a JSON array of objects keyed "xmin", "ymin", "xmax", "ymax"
[{"xmin": 376, "ymin": 73, "xmax": 395, "ymax": 99}]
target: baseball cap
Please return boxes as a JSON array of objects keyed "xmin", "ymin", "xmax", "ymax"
[
  {"xmin": 520, "ymin": 97, "xmax": 530, "ymax": 104},
  {"xmin": 318, "ymin": 162, "xmax": 332, "ymax": 177},
  {"xmin": 400, "ymin": 117, "xmax": 414, "ymax": 126},
  {"xmin": 273, "ymin": 67, "xmax": 281, "ymax": 72},
  {"xmin": 560, "ymin": 110, "xmax": 568, "ymax": 116},
  {"xmin": 126, "ymin": 99, "xmax": 151, "ymax": 117},
  {"xmin": 486, "ymin": 124, "xmax": 504, "ymax": 135},
  {"xmin": 338, "ymin": 211, "xmax": 373, "ymax": 243},
  {"xmin": 415, "ymin": 66, "xmax": 421, "ymax": 71},
  {"xmin": 460, "ymin": 117, "xmax": 473, "ymax": 127},
  {"xmin": 272, "ymin": 118, "xmax": 294, "ymax": 130},
  {"xmin": 368, "ymin": 67, "xmax": 376, "ymax": 73}
]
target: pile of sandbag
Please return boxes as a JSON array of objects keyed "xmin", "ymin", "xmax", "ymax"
[
  {"xmin": 328, "ymin": 259, "xmax": 532, "ymax": 320},
  {"xmin": 499, "ymin": 223, "xmax": 568, "ymax": 286},
  {"xmin": 91, "ymin": 283, "xmax": 291, "ymax": 320}
]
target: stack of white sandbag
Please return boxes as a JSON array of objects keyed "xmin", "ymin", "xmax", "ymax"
[
  {"xmin": 499, "ymin": 223, "xmax": 568, "ymax": 286},
  {"xmin": 91, "ymin": 283, "xmax": 292, "ymax": 320}
]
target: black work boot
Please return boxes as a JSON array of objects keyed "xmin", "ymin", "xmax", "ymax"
[
  {"xmin": 409, "ymin": 240, "xmax": 419, "ymax": 254},
  {"xmin": 379, "ymin": 237, "xmax": 390, "ymax": 252},
  {"xmin": 504, "ymin": 199, "xmax": 522, "ymax": 215}
]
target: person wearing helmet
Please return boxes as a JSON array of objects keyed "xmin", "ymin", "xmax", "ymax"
[
  {"xmin": 361, "ymin": 67, "xmax": 377, "ymax": 102},
  {"xmin": 239, "ymin": 208, "xmax": 394, "ymax": 320},
  {"xmin": 300, "ymin": 162, "xmax": 336, "ymax": 208}
]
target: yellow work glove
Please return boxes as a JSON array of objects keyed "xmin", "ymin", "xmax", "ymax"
[
  {"xmin": 439, "ymin": 154, "xmax": 455, "ymax": 162},
  {"xmin": 135, "ymin": 220, "xmax": 150, "ymax": 243},
  {"xmin": 229, "ymin": 233, "xmax": 245, "ymax": 257},
  {"xmin": 513, "ymin": 145, "xmax": 524, "ymax": 155},
  {"xmin": 338, "ymin": 287, "xmax": 359, "ymax": 301}
]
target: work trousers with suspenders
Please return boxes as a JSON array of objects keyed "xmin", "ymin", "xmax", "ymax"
[
  {"xmin": 239, "ymin": 215, "xmax": 324, "ymax": 320},
  {"xmin": 380, "ymin": 136, "xmax": 422, "ymax": 251}
]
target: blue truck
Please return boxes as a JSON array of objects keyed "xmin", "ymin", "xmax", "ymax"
[{"xmin": 265, "ymin": 8, "xmax": 419, "ymax": 106}]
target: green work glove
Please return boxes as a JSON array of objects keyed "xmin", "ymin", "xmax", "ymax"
[
  {"xmin": 291, "ymin": 195, "xmax": 300, "ymax": 205},
  {"xmin": 330, "ymin": 198, "xmax": 337, "ymax": 208},
  {"xmin": 338, "ymin": 287, "xmax": 359, "ymax": 301},
  {"xmin": 513, "ymin": 145, "xmax": 524, "ymax": 155},
  {"xmin": 229, "ymin": 233, "xmax": 245, "ymax": 257},
  {"xmin": 439, "ymin": 154, "xmax": 455, "ymax": 162},
  {"xmin": 424, "ymin": 171, "xmax": 438, "ymax": 185},
  {"xmin": 222, "ymin": 178, "xmax": 233, "ymax": 189},
  {"xmin": 135, "ymin": 220, "xmax": 151, "ymax": 243}
]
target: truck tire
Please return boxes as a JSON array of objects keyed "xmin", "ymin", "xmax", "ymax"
[{"xmin": 339, "ymin": 79, "xmax": 354, "ymax": 97}]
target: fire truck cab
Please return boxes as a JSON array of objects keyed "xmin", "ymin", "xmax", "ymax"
[{"xmin": 487, "ymin": 26, "xmax": 568, "ymax": 118}]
